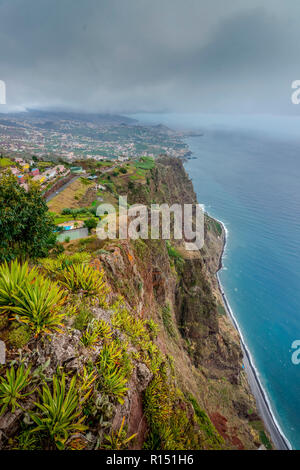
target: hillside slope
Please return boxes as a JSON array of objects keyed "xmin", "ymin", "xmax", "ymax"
[{"xmin": 0, "ymin": 157, "xmax": 270, "ymax": 450}]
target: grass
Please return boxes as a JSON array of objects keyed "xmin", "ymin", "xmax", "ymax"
[
  {"xmin": 250, "ymin": 420, "xmax": 272, "ymax": 449},
  {"xmin": 134, "ymin": 156, "xmax": 155, "ymax": 170},
  {"xmin": 188, "ymin": 394, "xmax": 225, "ymax": 449},
  {"xmin": 0, "ymin": 158, "xmax": 13, "ymax": 167},
  {"xmin": 48, "ymin": 179, "xmax": 95, "ymax": 213},
  {"xmin": 217, "ymin": 304, "xmax": 226, "ymax": 316},
  {"xmin": 161, "ymin": 304, "xmax": 176, "ymax": 338}
]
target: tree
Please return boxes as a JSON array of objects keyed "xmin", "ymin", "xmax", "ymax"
[
  {"xmin": 0, "ymin": 172, "xmax": 56, "ymax": 261},
  {"xmin": 84, "ymin": 218, "xmax": 97, "ymax": 233}
]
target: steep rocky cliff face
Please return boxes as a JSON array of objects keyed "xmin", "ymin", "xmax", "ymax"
[
  {"xmin": 98, "ymin": 157, "xmax": 270, "ymax": 450},
  {"xmin": 0, "ymin": 157, "xmax": 270, "ymax": 450}
]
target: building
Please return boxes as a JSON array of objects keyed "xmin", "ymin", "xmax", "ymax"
[
  {"xmin": 17, "ymin": 174, "xmax": 25, "ymax": 184},
  {"xmin": 44, "ymin": 168, "xmax": 57, "ymax": 180}
]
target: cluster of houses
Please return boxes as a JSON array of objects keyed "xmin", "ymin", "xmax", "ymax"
[{"xmin": 9, "ymin": 158, "xmax": 70, "ymax": 189}]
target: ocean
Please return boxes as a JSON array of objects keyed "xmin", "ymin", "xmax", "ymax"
[{"xmin": 133, "ymin": 113, "xmax": 300, "ymax": 449}]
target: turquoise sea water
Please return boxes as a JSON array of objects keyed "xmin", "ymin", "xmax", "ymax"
[{"xmin": 133, "ymin": 113, "xmax": 300, "ymax": 449}]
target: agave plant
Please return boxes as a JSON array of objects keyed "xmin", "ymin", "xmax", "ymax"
[
  {"xmin": 31, "ymin": 373, "xmax": 87, "ymax": 450},
  {"xmin": 102, "ymin": 416, "xmax": 137, "ymax": 450},
  {"xmin": 60, "ymin": 263, "xmax": 108, "ymax": 296},
  {"xmin": 0, "ymin": 364, "xmax": 32, "ymax": 415},
  {"xmin": 0, "ymin": 260, "xmax": 38, "ymax": 310},
  {"xmin": 80, "ymin": 319, "xmax": 101, "ymax": 348},
  {"xmin": 111, "ymin": 305, "xmax": 148, "ymax": 343},
  {"xmin": 81, "ymin": 319, "xmax": 112, "ymax": 348},
  {"xmin": 100, "ymin": 365, "xmax": 128, "ymax": 404},
  {"xmin": 10, "ymin": 276, "xmax": 66, "ymax": 336},
  {"xmin": 97, "ymin": 341, "xmax": 123, "ymax": 371},
  {"xmin": 39, "ymin": 252, "xmax": 91, "ymax": 275}
]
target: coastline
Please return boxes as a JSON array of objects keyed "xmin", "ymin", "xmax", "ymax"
[{"xmin": 215, "ymin": 218, "xmax": 291, "ymax": 450}]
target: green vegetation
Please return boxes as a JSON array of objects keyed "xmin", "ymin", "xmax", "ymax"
[
  {"xmin": 97, "ymin": 341, "xmax": 129, "ymax": 403},
  {"xmin": 0, "ymin": 173, "xmax": 56, "ymax": 261},
  {"xmin": 217, "ymin": 303, "xmax": 226, "ymax": 316},
  {"xmin": 188, "ymin": 394, "xmax": 225, "ymax": 449},
  {"xmin": 0, "ymin": 158, "xmax": 13, "ymax": 167},
  {"xmin": 250, "ymin": 420, "xmax": 272, "ymax": 450},
  {"xmin": 102, "ymin": 416, "xmax": 136, "ymax": 450},
  {"xmin": 0, "ymin": 260, "xmax": 66, "ymax": 336},
  {"xmin": 31, "ymin": 374, "xmax": 87, "ymax": 450},
  {"xmin": 39, "ymin": 251, "xmax": 91, "ymax": 274},
  {"xmin": 134, "ymin": 156, "xmax": 155, "ymax": 170},
  {"xmin": 84, "ymin": 217, "xmax": 98, "ymax": 233},
  {"xmin": 8, "ymin": 324, "xmax": 31, "ymax": 349},
  {"xmin": 60, "ymin": 263, "xmax": 108, "ymax": 297},
  {"xmin": 73, "ymin": 304, "xmax": 94, "ymax": 331},
  {"xmin": 161, "ymin": 304, "xmax": 176, "ymax": 338},
  {"xmin": 0, "ymin": 364, "xmax": 32, "ymax": 415},
  {"xmin": 80, "ymin": 319, "xmax": 112, "ymax": 347},
  {"xmin": 166, "ymin": 241, "xmax": 184, "ymax": 272},
  {"xmin": 9, "ymin": 276, "xmax": 65, "ymax": 336},
  {"xmin": 206, "ymin": 216, "xmax": 222, "ymax": 236}
]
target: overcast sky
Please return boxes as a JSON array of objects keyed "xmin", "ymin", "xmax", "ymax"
[{"xmin": 1, "ymin": 0, "xmax": 300, "ymax": 115}]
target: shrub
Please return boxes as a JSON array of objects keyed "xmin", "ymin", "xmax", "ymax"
[
  {"xmin": 0, "ymin": 173, "xmax": 56, "ymax": 261},
  {"xmin": 102, "ymin": 416, "xmax": 137, "ymax": 450},
  {"xmin": 0, "ymin": 260, "xmax": 38, "ymax": 310},
  {"xmin": 0, "ymin": 364, "xmax": 32, "ymax": 415},
  {"xmin": 111, "ymin": 301, "xmax": 149, "ymax": 344},
  {"xmin": 31, "ymin": 374, "xmax": 87, "ymax": 450},
  {"xmin": 98, "ymin": 365, "xmax": 128, "ymax": 404},
  {"xmin": 39, "ymin": 252, "xmax": 91, "ymax": 274},
  {"xmin": 97, "ymin": 341, "xmax": 123, "ymax": 370},
  {"xmin": 60, "ymin": 264, "xmax": 108, "ymax": 297},
  {"xmin": 84, "ymin": 218, "xmax": 98, "ymax": 233},
  {"xmin": 146, "ymin": 319, "xmax": 159, "ymax": 339},
  {"xmin": 0, "ymin": 261, "xmax": 66, "ymax": 336},
  {"xmin": 61, "ymin": 208, "xmax": 72, "ymax": 215},
  {"xmin": 188, "ymin": 394, "xmax": 224, "ymax": 449},
  {"xmin": 9, "ymin": 276, "xmax": 66, "ymax": 336},
  {"xmin": 166, "ymin": 241, "xmax": 184, "ymax": 272},
  {"xmin": 80, "ymin": 319, "xmax": 112, "ymax": 348},
  {"xmin": 97, "ymin": 342, "xmax": 129, "ymax": 403}
]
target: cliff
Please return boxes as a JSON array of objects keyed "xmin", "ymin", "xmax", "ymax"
[{"xmin": 0, "ymin": 157, "xmax": 270, "ymax": 450}]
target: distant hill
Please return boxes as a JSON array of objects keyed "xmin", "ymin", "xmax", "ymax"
[{"xmin": 0, "ymin": 108, "xmax": 137, "ymax": 126}]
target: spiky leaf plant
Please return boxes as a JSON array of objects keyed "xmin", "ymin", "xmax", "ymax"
[
  {"xmin": 103, "ymin": 416, "xmax": 137, "ymax": 450},
  {"xmin": 0, "ymin": 364, "xmax": 32, "ymax": 415},
  {"xmin": 9, "ymin": 277, "xmax": 66, "ymax": 336},
  {"xmin": 31, "ymin": 373, "xmax": 87, "ymax": 450},
  {"xmin": 0, "ymin": 260, "xmax": 38, "ymax": 310},
  {"xmin": 60, "ymin": 264, "xmax": 107, "ymax": 296}
]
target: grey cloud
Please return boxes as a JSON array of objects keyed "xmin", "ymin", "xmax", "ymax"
[{"xmin": 0, "ymin": 0, "xmax": 300, "ymax": 114}]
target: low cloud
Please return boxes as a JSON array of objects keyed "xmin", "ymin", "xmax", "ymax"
[{"xmin": 1, "ymin": 0, "xmax": 299, "ymax": 114}]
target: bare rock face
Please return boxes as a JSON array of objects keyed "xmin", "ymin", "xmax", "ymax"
[
  {"xmin": 40, "ymin": 329, "xmax": 82, "ymax": 370},
  {"xmin": 0, "ymin": 408, "xmax": 23, "ymax": 439},
  {"xmin": 135, "ymin": 362, "xmax": 153, "ymax": 392},
  {"xmin": 0, "ymin": 341, "xmax": 5, "ymax": 364}
]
